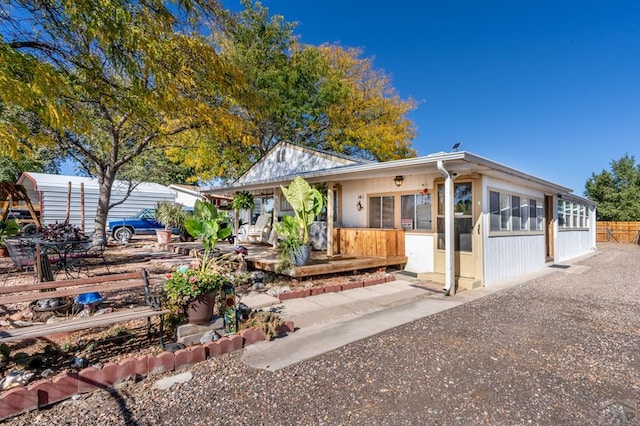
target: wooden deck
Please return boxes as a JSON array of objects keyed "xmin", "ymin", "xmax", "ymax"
[{"xmin": 241, "ymin": 243, "xmax": 407, "ymax": 278}]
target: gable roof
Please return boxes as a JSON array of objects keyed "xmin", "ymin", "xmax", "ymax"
[{"xmin": 235, "ymin": 141, "xmax": 371, "ymax": 185}]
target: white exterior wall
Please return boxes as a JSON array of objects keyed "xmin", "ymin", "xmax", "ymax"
[
  {"xmin": 18, "ymin": 173, "xmax": 175, "ymax": 234},
  {"xmin": 554, "ymin": 205, "xmax": 597, "ymax": 262},
  {"xmin": 482, "ymin": 176, "xmax": 548, "ymax": 286},
  {"xmin": 173, "ymin": 191, "xmax": 201, "ymax": 208},
  {"xmin": 484, "ymin": 234, "xmax": 547, "ymax": 285},
  {"xmin": 404, "ymin": 234, "xmax": 435, "ymax": 273}
]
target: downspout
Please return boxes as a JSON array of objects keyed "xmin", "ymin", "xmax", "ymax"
[{"xmin": 437, "ymin": 160, "xmax": 456, "ymax": 296}]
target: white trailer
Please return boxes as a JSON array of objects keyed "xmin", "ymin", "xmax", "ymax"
[{"xmin": 17, "ymin": 172, "xmax": 177, "ymax": 235}]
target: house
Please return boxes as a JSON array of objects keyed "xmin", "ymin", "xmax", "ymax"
[
  {"xmin": 17, "ymin": 172, "xmax": 177, "ymax": 235},
  {"xmin": 203, "ymin": 142, "xmax": 596, "ymax": 294}
]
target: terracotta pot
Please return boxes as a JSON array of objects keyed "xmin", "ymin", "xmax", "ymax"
[
  {"xmin": 156, "ymin": 229, "xmax": 173, "ymax": 245},
  {"xmin": 185, "ymin": 291, "xmax": 216, "ymax": 325},
  {"xmin": 0, "ymin": 247, "xmax": 7, "ymax": 258}
]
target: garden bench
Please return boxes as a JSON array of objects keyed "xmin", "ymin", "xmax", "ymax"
[{"xmin": 0, "ymin": 269, "xmax": 169, "ymax": 346}]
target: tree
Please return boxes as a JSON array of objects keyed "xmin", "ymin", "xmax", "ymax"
[
  {"xmin": 585, "ymin": 154, "xmax": 640, "ymax": 221},
  {"xmin": 219, "ymin": 0, "xmax": 416, "ymax": 166},
  {"xmin": 0, "ymin": 0, "xmax": 249, "ymax": 239}
]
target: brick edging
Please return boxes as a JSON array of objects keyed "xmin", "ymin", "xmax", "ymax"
[
  {"xmin": 277, "ymin": 274, "xmax": 396, "ymax": 301},
  {"xmin": 0, "ymin": 321, "xmax": 295, "ymax": 421}
]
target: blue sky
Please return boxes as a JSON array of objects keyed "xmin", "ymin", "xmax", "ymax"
[{"xmin": 225, "ymin": 0, "xmax": 640, "ymax": 195}]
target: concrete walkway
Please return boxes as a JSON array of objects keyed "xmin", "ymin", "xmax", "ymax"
[{"xmin": 239, "ymin": 261, "xmax": 576, "ymax": 371}]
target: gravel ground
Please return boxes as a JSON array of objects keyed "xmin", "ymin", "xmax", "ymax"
[{"xmin": 8, "ymin": 242, "xmax": 640, "ymax": 425}]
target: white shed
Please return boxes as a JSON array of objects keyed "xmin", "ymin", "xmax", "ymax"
[{"xmin": 17, "ymin": 172, "xmax": 177, "ymax": 234}]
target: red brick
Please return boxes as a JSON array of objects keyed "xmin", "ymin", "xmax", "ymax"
[
  {"xmin": 310, "ymin": 286, "xmax": 325, "ymax": 296},
  {"xmin": 148, "ymin": 351, "xmax": 175, "ymax": 375},
  {"xmin": 0, "ymin": 386, "xmax": 38, "ymax": 421},
  {"xmin": 101, "ymin": 362, "xmax": 125, "ymax": 385},
  {"xmin": 277, "ymin": 320, "xmax": 296, "ymax": 334},
  {"xmin": 175, "ymin": 346, "xmax": 206, "ymax": 369},
  {"xmin": 322, "ymin": 284, "xmax": 341, "ymax": 293},
  {"xmin": 277, "ymin": 291, "xmax": 295, "ymax": 301},
  {"xmin": 292, "ymin": 288, "xmax": 311, "ymax": 298},
  {"xmin": 385, "ymin": 274, "xmax": 396, "ymax": 282},
  {"xmin": 227, "ymin": 334, "xmax": 243, "ymax": 352},
  {"xmin": 204, "ymin": 338, "xmax": 229, "ymax": 357},
  {"xmin": 341, "ymin": 280, "xmax": 364, "ymax": 291},
  {"xmin": 29, "ymin": 372, "xmax": 78, "ymax": 408},
  {"xmin": 364, "ymin": 277, "xmax": 385, "ymax": 287},
  {"xmin": 78, "ymin": 367, "xmax": 110, "ymax": 394},
  {"xmin": 240, "ymin": 327, "xmax": 266, "ymax": 346}
]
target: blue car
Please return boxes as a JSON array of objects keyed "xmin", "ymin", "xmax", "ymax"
[{"xmin": 107, "ymin": 208, "xmax": 192, "ymax": 243}]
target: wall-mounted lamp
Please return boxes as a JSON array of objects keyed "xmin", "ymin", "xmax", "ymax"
[
  {"xmin": 356, "ymin": 195, "xmax": 364, "ymax": 211},
  {"xmin": 393, "ymin": 175, "xmax": 404, "ymax": 187}
]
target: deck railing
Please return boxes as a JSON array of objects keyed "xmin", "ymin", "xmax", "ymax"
[{"xmin": 332, "ymin": 228, "xmax": 405, "ymax": 257}]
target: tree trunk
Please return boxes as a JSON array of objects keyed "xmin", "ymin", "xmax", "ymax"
[{"xmin": 94, "ymin": 172, "xmax": 116, "ymax": 242}]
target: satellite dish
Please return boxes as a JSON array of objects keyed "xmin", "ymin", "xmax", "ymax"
[{"xmin": 451, "ymin": 142, "xmax": 461, "ymax": 152}]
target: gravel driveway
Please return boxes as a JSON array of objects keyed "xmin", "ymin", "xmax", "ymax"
[{"xmin": 9, "ymin": 242, "xmax": 640, "ymax": 425}]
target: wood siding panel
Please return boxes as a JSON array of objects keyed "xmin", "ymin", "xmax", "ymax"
[{"xmin": 332, "ymin": 228, "xmax": 405, "ymax": 257}]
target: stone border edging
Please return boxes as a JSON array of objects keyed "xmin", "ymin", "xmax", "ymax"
[
  {"xmin": 277, "ymin": 274, "xmax": 396, "ymax": 301},
  {"xmin": 0, "ymin": 321, "xmax": 295, "ymax": 421}
]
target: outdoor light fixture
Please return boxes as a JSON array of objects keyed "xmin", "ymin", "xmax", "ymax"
[{"xmin": 394, "ymin": 175, "xmax": 404, "ymax": 187}]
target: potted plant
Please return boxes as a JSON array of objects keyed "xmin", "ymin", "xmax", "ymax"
[
  {"xmin": 163, "ymin": 263, "xmax": 226, "ymax": 325},
  {"xmin": 163, "ymin": 200, "xmax": 233, "ymax": 325},
  {"xmin": 277, "ymin": 177, "xmax": 323, "ymax": 267},
  {"xmin": 155, "ymin": 201, "xmax": 187, "ymax": 246},
  {"xmin": 0, "ymin": 218, "xmax": 20, "ymax": 257}
]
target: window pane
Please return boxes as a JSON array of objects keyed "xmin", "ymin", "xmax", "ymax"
[
  {"xmin": 456, "ymin": 218, "xmax": 473, "ymax": 252},
  {"xmin": 511, "ymin": 196, "xmax": 521, "ymax": 231},
  {"xmin": 382, "ymin": 196, "xmax": 394, "ymax": 228},
  {"xmin": 490, "ymin": 191, "xmax": 500, "ymax": 231},
  {"xmin": 564, "ymin": 202, "xmax": 572, "ymax": 228},
  {"xmin": 455, "ymin": 183, "xmax": 472, "ymax": 215},
  {"xmin": 369, "ymin": 197, "xmax": 381, "ymax": 228},
  {"xmin": 520, "ymin": 198, "xmax": 529, "ymax": 230},
  {"xmin": 536, "ymin": 202, "xmax": 544, "ymax": 230},
  {"xmin": 437, "ymin": 217, "xmax": 472, "ymax": 251},
  {"xmin": 415, "ymin": 194, "xmax": 432, "ymax": 230},
  {"xmin": 437, "ymin": 185, "xmax": 445, "ymax": 215},
  {"xmin": 558, "ymin": 200, "xmax": 565, "ymax": 228},
  {"xmin": 500, "ymin": 194, "xmax": 510, "ymax": 230},
  {"xmin": 529, "ymin": 199, "xmax": 537, "ymax": 231},
  {"xmin": 401, "ymin": 195, "xmax": 415, "ymax": 229}
]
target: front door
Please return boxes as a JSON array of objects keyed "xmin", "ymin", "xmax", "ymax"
[{"xmin": 434, "ymin": 181, "xmax": 479, "ymax": 280}]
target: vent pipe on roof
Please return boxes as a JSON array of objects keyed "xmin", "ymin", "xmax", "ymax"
[{"xmin": 437, "ymin": 160, "xmax": 456, "ymax": 296}]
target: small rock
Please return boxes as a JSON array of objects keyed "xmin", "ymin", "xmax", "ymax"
[
  {"xmin": 199, "ymin": 330, "xmax": 220, "ymax": 344},
  {"xmin": 152, "ymin": 372, "xmax": 193, "ymax": 390},
  {"xmin": 267, "ymin": 286, "xmax": 291, "ymax": 297},
  {"xmin": 0, "ymin": 371, "xmax": 35, "ymax": 390},
  {"xmin": 163, "ymin": 342, "xmax": 185, "ymax": 353},
  {"xmin": 252, "ymin": 282, "xmax": 265, "ymax": 291},
  {"xmin": 41, "ymin": 368, "xmax": 55, "ymax": 378}
]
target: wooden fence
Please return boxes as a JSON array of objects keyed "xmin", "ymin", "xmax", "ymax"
[
  {"xmin": 332, "ymin": 228, "xmax": 405, "ymax": 257},
  {"xmin": 596, "ymin": 221, "xmax": 640, "ymax": 244}
]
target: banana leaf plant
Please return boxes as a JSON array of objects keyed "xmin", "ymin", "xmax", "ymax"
[
  {"xmin": 280, "ymin": 176, "xmax": 324, "ymax": 245},
  {"xmin": 184, "ymin": 200, "xmax": 232, "ymax": 272}
]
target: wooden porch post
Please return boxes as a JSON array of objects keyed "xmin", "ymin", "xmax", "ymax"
[
  {"xmin": 272, "ymin": 187, "xmax": 281, "ymax": 248},
  {"xmin": 327, "ymin": 182, "xmax": 334, "ymax": 256}
]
